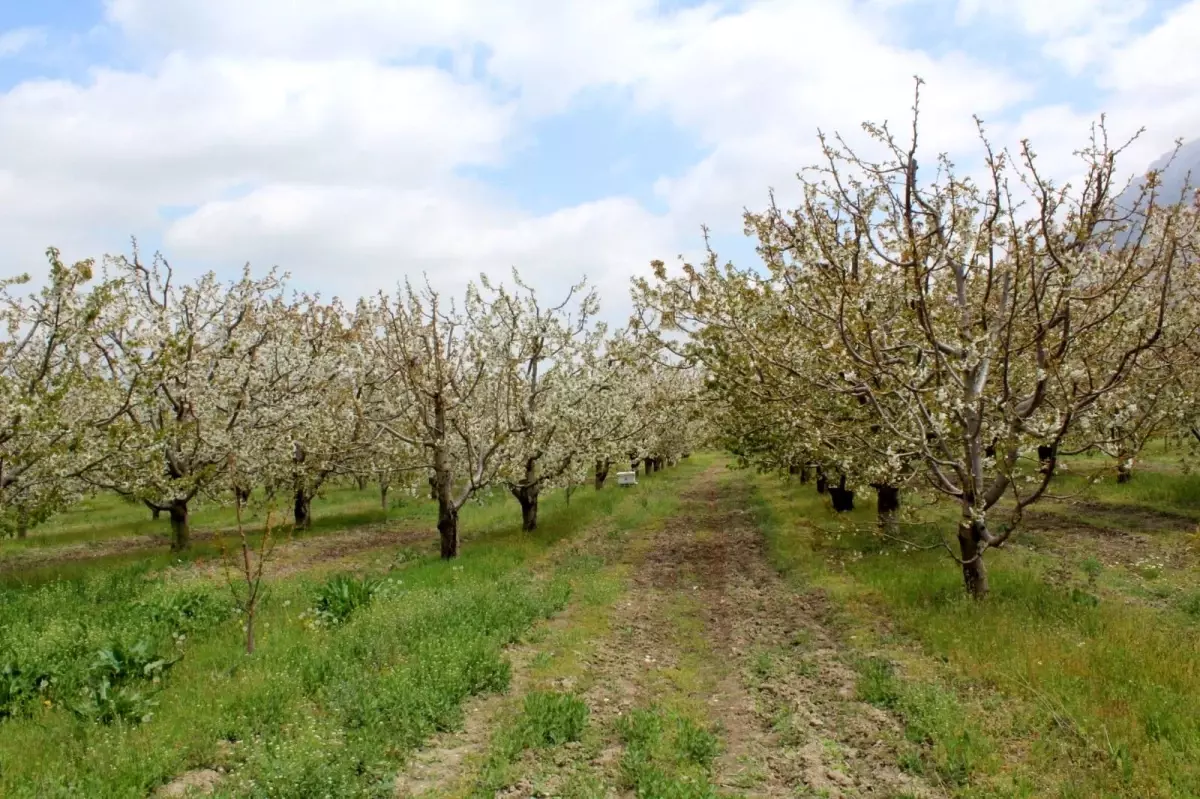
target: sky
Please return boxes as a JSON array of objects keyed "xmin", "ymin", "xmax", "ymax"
[{"xmin": 0, "ymin": 0, "xmax": 1197, "ymax": 319}]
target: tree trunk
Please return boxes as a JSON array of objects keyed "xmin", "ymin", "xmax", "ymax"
[
  {"xmin": 516, "ymin": 487, "xmax": 539, "ymax": 532},
  {"xmin": 1116, "ymin": 455, "xmax": 1134, "ymax": 483},
  {"xmin": 957, "ymin": 519, "xmax": 989, "ymax": 598},
  {"xmin": 1037, "ymin": 443, "xmax": 1056, "ymax": 476},
  {"xmin": 788, "ymin": 463, "xmax": 800, "ymax": 477},
  {"xmin": 151, "ymin": 506, "xmax": 161, "ymax": 521},
  {"xmin": 594, "ymin": 459, "xmax": 609, "ymax": 490},
  {"xmin": 874, "ymin": 484, "xmax": 900, "ymax": 534},
  {"xmin": 380, "ymin": 481, "xmax": 390, "ymax": 510},
  {"xmin": 16, "ymin": 519, "xmax": 27, "ymax": 539},
  {"xmin": 438, "ymin": 500, "xmax": 458, "ymax": 559},
  {"xmin": 830, "ymin": 475, "xmax": 855, "ymax": 512},
  {"xmin": 169, "ymin": 500, "xmax": 189, "ymax": 551},
  {"xmin": 815, "ymin": 469, "xmax": 828, "ymax": 494},
  {"xmin": 799, "ymin": 465, "xmax": 811, "ymax": 484},
  {"xmin": 244, "ymin": 608, "xmax": 256, "ymax": 655},
  {"xmin": 644, "ymin": 459, "xmax": 653, "ymax": 476},
  {"xmin": 293, "ymin": 490, "xmax": 312, "ymax": 531},
  {"xmin": 428, "ymin": 474, "xmax": 438, "ymax": 501},
  {"xmin": 355, "ymin": 475, "xmax": 368, "ymax": 491}
]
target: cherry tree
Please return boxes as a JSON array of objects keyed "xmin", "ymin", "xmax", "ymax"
[
  {"xmin": 0, "ymin": 249, "xmax": 120, "ymax": 537},
  {"xmin": 365, "ymin": 279, "xmax": 523, "ymax": 559},
  {"xmin": 83, "ymin": 248, "xmax": 290, "ymax": 550},
  {"xmin": 264, "ymin": 294, "xmax": 378, "ymax": 530},
  {"xmin": 631, "ymin": 252, "xmax": 913, "ymax": 521},
  {"xmin": 489, "ymin": 272, "xmax": 624, "ymax": 530},
  {"xmin": 738, "ymin": 90, "xmax": 1195, "ymax": 596}
]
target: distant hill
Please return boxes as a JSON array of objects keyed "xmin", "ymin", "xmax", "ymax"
[
  {"xmin": 1111, "ymin": 138, "xmax": 1199, "ymax": 244},
  {"xmin": 1137, "ymin": 138, "xmax": 1200, "ymax": 203}
]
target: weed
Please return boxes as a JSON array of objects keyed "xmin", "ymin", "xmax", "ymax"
[
  {"xmin": 1080, "ymin": 556, "xmax": 1103, "ymax": 587},
  {"xmin": 674, "ymin": 716, "xmax": 720, "ymax": 767},
  {"xmin": 616, "ymin": 706, "xmax": 722, "ymax": 799},
  {"xmin": 520, "ymin": 690, "xmax": 589, "ymax": 747},
  {"xmin": 750, "ymin": 649, "xmax": 776, "ymax": 680},
  {"xmin": 0, "ymin": 455, "xmax": 709, "ymax": 797},
  {"xmin": 1178, "ymin": 591, "xmax": 1200, "ymax": 618},
  {"xmin": 309, "ymin": 573, "xmax": 384, "ymax": 626},
  {"xmin": 855, "ymin": 656, "xmax": 900, "ymax": 710},
  {"xmin": 71, "ymin": 639, "xmax": 177, "ymax": 724}
]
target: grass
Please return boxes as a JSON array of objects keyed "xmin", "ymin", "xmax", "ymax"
[
  {"xmin": 746, "ymin": 449, "xmax": 1200, "ymax": 798},
  {"xmin": 0, "ymin": 460, "xmax": 706, "ymax": 798},
  {"xmin": 11, "ymin": 447, "xmax": 1200, "ymax": 797},
  {"xmin": 616, "ymin": 706, "xmax": 724, "ymax": 799},
  {"xmin": 0, "ymin": 482, "xmax": 426, "ymax": 553}
]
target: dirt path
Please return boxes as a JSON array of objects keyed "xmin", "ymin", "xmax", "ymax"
[
  {"xmin": 589, "ymin": 466, "xmax": 937, "ymax": 798},
  {"xmin": 415, "ymin": 464, "xmax": 940, "ymax": 798},
  {"xmin": 1, "ymin": 518, "xmax": 438, "ymax": 582}
]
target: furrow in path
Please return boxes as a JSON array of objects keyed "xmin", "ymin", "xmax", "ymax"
[
  {"xmin": 580, "ymin": 464, "xmax": 942, "ymax": 798},
  {"xmin": 400, "ymin": 462, "xmax": 942, "ymax": 798}
]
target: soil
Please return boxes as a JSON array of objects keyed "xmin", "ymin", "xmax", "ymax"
[
  {"xmin": 0, "ymin": 520, "xmax": 437, "ymax": 581},
  {"xmin": 1023, "ymin": 504, "xmax": 1195, "ymax": 571},
  {"xmin": 596, "ymin": 469, "xmax": 938, "ymax": 798},
  {"xmin": 155, "ymin": 768, "xmax": 222, "ymax": 797},
  {"xmin": 395, "ymin": 465, "xmax": 940, "ymax": 798},
  {"xmin": 180, "ymin": 524, "xmax": 437, "ymax": 583}
]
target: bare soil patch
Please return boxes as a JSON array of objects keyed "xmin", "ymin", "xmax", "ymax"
[
  {"xmin": 0, "ymin": 520, "xmax": 437, "ymax": 582},
  {"xmin": 394, "ymin": 465, "xmax": 941, "ymax": 797},
  {"xmin": 1023, "ymin": 506, "xmax": 1195, "ymax": 571},
  {"xmin": 528, "ymin": 467, "xmax": 941, "ymax": 797},
  {"xmin": 656, "ymin": 474, "xmax": 939, "ymax": 798}
]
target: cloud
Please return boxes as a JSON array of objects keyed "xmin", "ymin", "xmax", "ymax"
[
  {"xmin": 627, "ymin": 0, "xmax": 1033, "ymax": 232},
  {"xmin": 954, "ymin": 0, "xmax": 1150, "ymax": 73},
  {"xmin": 102, "ymin": 0, "xmax": 718, "ymax": 115},
  {"xmin": 0, "ymin": 0, "xmax": 1195, "ymax": 317},
  {"xmin": 163, "ymin": 180, "xmax": 676, "ymax": 321},
  {"xmin": 0, "ymin": 27, "xmax": 46, "ymax": 58}
]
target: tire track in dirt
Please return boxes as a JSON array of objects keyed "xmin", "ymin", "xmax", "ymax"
[
  {"xmin": 395, "ymin": 462, "xmax": 941, "ymax": 798},
  {"xmin": 580, "ymin": 465, "xmax": 941, "ymax": 798},
  {"xmin": 393, "ymin": 515, "xmax": 634, "ymax": 799}
]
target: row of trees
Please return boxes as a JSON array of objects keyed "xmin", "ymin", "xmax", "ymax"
[
  {"xmin": 633, "ymin": 86, "xmax": 1200, "ymax": 597},
  {"xmin": 0, "ymin": 252, "xmax": 704, "ymax": 558}
]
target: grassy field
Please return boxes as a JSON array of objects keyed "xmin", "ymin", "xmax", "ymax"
[
  {"xmin": 749, "ymin": 449, "xmax": 1200, "ymax": 798},
  {"xmin": 2, "ymin": 450, "xmax": 1199, "ymax": 798},
  {"xmin": 0, "ymin": 463, "xmax": 704, "ymax": 798}
]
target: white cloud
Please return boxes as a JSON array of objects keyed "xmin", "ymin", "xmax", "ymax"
[
  {"xmin": 0, "ymin": 0, "xmax": 1194, "ymax": 317},
  {"xmin": 164, "ymin": 181, "xmax": 676, "ymax": 322},
  {"xmin": 0, "ymin": 27, "xmax": 45, "ymax": 58},
  {"xmin": 0, "ymin": 54, "xmax": 513, "ymax": 199},
  {"xmin": 629, "ymin": 0, "xmax": 1032, "ymax": 232},
  {"xmin": 102, "ymin": 0, "xmax": 717, "ymax": 115},
  {"xmin": 955, "ymin": 0, "xmax": 1151, "ymax": 73}
]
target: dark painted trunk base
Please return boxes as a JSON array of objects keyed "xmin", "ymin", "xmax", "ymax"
[{"xmin": 169, "ymin": 501, "xmax": 189, "ymax": 551}]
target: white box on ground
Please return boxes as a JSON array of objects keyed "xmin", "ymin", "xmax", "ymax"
[{"xmin": 616, "ymin": 471, "xmax": 638, "ymax": 487}]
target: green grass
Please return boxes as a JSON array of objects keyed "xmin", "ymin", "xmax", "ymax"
[
  {"xmin": 0, "ymin": 482, "xmax": 427, "ymax": 553},
  {"xmin": 0, "ymin": 460, "xmax": 706, "ymax": 798},
  {"xmin": 747, "ymin": 452, "xmax": 1200, "ymax": 798},
  {"xmin": 615, "ymin": 706, "xmax": 725, "ymax": 799}
]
